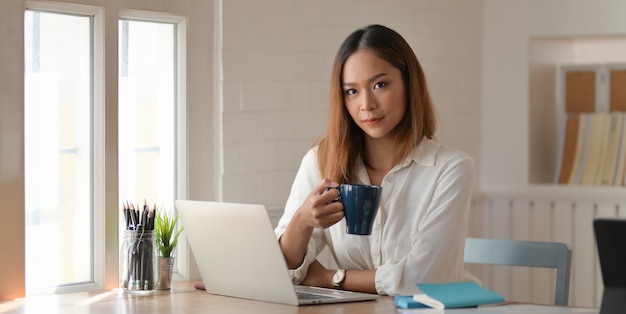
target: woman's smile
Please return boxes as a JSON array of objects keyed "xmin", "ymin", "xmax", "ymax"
[{"xmin": 363, "ymin": 116, "xmax": 384, "ymax": 126}]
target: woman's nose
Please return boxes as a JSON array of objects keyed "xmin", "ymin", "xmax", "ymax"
[{"xmin": 360, "ymin": 90, "xmax": 377, "ymax": 111}]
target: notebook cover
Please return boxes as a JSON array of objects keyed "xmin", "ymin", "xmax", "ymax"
[
  {"xmin": 403, "ymin": 281, "xmax": 505, "ymax": 309},
  {"xmin": 394, "ymin": 295, "xmax": 428, "ymax": 309}
]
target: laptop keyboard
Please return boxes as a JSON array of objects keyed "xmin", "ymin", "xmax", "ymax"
[{"xmin": 296, "ymin": 291, "xmax": 337, "ymax": 300}]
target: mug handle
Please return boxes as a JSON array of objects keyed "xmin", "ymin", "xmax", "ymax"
[{"xmin": 324, "ymin": 186, "xmax": 341, "ymax": 202}]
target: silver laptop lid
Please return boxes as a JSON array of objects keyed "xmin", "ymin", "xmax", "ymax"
[{"xmin": 176, "ymin": 200, "xmax": 300, "ymax": 305}]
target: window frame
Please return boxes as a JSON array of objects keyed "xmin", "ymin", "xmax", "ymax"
[
  {"xmin": 24, "ymin": 0, "xmax": 105, "ymax": 294},
  {"xmin": 21, "ymin": 1, "xmax": 189, "ymax": 295},
  {"xmin": 117, "ymin": 9, "xmax": 188, "ymax": 277}
]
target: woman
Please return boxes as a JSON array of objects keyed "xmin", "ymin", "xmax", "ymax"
[{"xmin": 274, "ymin": 24, "xmax": 476, "ymax": 296}]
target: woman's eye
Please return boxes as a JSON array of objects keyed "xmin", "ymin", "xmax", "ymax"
[
  {"xmin": 344, "ymin": 89, "xmax": 357, "ymax": 96},
  {"xmin": 373, "ymin": 82, "xmax": 386, "ymax": 89}
]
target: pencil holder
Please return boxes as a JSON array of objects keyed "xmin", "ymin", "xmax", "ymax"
[{"xmin": 119, "ymin": 229, "xmax": 157, "ymax": 293}]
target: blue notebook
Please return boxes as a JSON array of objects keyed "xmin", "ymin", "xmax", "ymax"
[{"xmin": 395, "ymin": 281, "xmax": 505, "ymax": 309}]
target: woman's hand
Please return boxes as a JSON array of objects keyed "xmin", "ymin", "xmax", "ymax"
[
  {"xmin": 301, "ymin": 260, "xmax": 334, "ymax": 288},
  {"xmin": 294, "ymin": 178, "xmax": 344, "ymax": 229},
  {"xmin": 302, "ymin": 260, "xmax": 378, "ymax": 294},
  {"xmin": 279, "ymin": 179, "xmax": 344, "ymax": 269}
]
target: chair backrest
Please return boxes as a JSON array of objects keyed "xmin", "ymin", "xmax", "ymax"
[{"xmin": 464, "ymin": 237, "xmax": 572, "ymax": 306}]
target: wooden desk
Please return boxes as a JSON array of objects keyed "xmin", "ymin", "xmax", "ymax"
[{"xmin": 0, "ymin": 281, "xmax": 600, "ymax": 314}]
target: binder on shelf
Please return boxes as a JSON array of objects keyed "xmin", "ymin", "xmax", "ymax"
[
  {"xmin": 610, "ymin": 69, "xmax": 626, "ymax": 112},
  {"xmin": 598, "ymin": 112, "xmax": 624, "ymax": 185},
  {"xmin": 616, "ymin": 112, "xmax": 626, "ymax": 186},
  {"xmin": 568, "ymin": 113, "xmax": 591, "ymax": 185},
  {"xmin": 580, "ymin": 113, "xmax": 610, "ymax": 185},
  {"xmin": 565, "ymin": 70, "xmax": 597, "ymax": 113},
  {"xmin": 557, "ymin": 115, "xmax": 580, "ymax": 184}
]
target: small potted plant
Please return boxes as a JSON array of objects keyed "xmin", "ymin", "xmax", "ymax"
[{"xmin": 154, "ymin": 208, "xmax": 184, "ymax": 290}]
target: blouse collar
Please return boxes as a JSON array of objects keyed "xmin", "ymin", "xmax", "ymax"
[{"xmin": 355, "ymin": 138, "xmax": 441, "ymax": 184}]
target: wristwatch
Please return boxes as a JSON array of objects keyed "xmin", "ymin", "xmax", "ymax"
[{"xmin": 331, "ymin": 269, "xmax": 346, "ymax": 288}]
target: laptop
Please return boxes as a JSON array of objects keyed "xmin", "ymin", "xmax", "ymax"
[
  {"xmin": 175, "ymin": 200, "xmax": 379, "ymax": 306},
  {"xmin": 593, "ymin": 219, "xmax": 626, "ymax": 314}
]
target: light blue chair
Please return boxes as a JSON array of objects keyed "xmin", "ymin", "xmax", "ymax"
[{"xmin": 464, "ymin": 237, "xmax": 572, "ymax": 306}]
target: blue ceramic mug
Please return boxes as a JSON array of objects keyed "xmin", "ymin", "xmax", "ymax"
[{"xmin": 328, "ymin": 184, "xmax": 382, "ymax": 235}]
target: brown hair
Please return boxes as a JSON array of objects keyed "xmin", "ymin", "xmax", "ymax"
[{"xmin": 315, "ymin": 24, "xmax": 437, "ymax": 183}]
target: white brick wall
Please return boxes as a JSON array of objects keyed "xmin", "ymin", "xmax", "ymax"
[{"xmin": 219, "ymin": 0, "xmax": 483, "ymax": 210}]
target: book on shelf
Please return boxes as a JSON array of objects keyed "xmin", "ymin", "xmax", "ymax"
[
  {"xmin": 613, "ymin": 112, "xmax": 626, "ymax": 186},
  {"xmin": 580, "ymin": 113, "xmax": 610, "ymax": 185},
  {"xmin": 558, "ymin": 111, "xmax": 626, "ymax": 187},
  {"xmin": 598, "ymin": 112, "xmax": 624, "ymax": 185},
  {"xmin": 557, "ymin": 115, "xmax": 580, "ymax": 184},
  {"xmin": 567, "ymin": 113, "xmax": 591, "ymax": 185}
]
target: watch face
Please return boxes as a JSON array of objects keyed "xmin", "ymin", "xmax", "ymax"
[
  {"xmin": 332, "ymin": 272, "xmax": 341, "ymax": 282},
  {"xmin": 332, "ymin": 269, "xmax": 345, "ymax": 286}
]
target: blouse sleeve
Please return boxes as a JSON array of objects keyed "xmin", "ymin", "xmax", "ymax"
[
  {"xmin": 374, "ymin": 150, "xmax": 475, "ymax": 295},
  {"xmin": 274, "ymin": 148, "xmax": 327, "ymax": 284}
]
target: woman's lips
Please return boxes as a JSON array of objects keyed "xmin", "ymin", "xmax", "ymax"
[{"xmin": 363, "ymin": 116, "xmax": 383, "ymax": 126}]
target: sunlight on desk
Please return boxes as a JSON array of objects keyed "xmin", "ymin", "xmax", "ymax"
[{"xmin": 0, "ymin": 282, "xmax": 599, "ymax": 314}]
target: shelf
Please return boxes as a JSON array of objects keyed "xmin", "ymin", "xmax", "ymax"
[{"xmin": 529, "ymin": 36, "xmax": 626, "ymax": 186}]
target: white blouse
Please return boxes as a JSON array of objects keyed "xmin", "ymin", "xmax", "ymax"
[{"xmin": 274, "ymin": 138, "xmax": 477, "ymax": 296}]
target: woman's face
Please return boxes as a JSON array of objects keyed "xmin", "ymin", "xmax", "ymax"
[{"xmin": 342, "ymin": 49, "xmax": 406, "ymax": 142}]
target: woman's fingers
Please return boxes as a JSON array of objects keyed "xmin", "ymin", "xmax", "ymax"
[{"xmin": 301, "ymin": 179, "xmax": 344, "ymax": 229}]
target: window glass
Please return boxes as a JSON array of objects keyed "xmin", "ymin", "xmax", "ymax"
[
  {"xmin": 118, "ymin": 19, "xmax": 176, "ymax": 233},
  {"xmin": 24, "ymin": 9, "xmax": 93, "ymax": 289}
]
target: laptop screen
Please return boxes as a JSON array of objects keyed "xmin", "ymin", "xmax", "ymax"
[{"xmin": 594, "ymin": 219, "xmax": 626, "ymax": 287}]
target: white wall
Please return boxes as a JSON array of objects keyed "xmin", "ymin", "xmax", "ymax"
[
  {"xmin": 482, "ymin": 0, "xmax": 626, "ymax": 190},
  {"xmin": 218, "ymin": 0, "xmax": 483, "ymax": 212},
  {"xmin": 482, "ymin": 1, "xmax": 626, "ymax": 306},
  {"xmin": 0, "ymin": 0, "xmax": 26, "ymax": 301}
]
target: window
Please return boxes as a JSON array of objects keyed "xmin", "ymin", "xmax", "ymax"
[
  {"xmin": 15, "ymin": 1, "xmax": 198, "ymax": 296},
  {"xmin": 24, "ymin": 9, "xmax": 93, "ymax": 290},
  {"xmin": 118, "ymin": 18, "xmax": 178, "ymax": 250}
]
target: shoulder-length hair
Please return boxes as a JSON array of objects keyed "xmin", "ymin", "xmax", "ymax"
[{"xmin": 316, "ymin": 24, "xmax": 437, "ymax": 184}]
